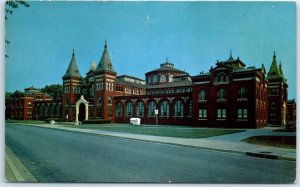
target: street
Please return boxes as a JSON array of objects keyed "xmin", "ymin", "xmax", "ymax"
[{"xmin": 5, "ymin": 123, "xmax": 296, "ymax": 183}]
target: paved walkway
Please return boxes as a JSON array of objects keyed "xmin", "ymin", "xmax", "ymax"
[{"xmin": 18, "ymin": 123, "xmax": 297, "ymax": 161}]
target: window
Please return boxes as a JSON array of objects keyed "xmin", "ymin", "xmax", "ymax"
[
  {"xmin": 90, "ymin": 85, "xmax": 94, "ymax": 96},
  {"xmin": 148, "ymin": 76, "xmax": 153, "ymax": 84},
  {"xmin": 217, "ymin": 88, "xmax": 226, "ymax": 99},
  {"xmin": 136, "ymin": 102, "xmax": 144, "ymax": 117},
  {"xmin": 96, "ymin": 82, "xmax": 102, "ymax": 90},
  {"xmin": 160, "ymin": 101, "xmax": 169, "ymax": 116},
  {"xmin": 108, "ymin": 96, "xmax": 113, "ymax": 105},
  {"xmin": 160, "ymin": 74, "xmax": 166, "ymax": 83},
  {"xmin": 238, "ymin": 87, "xmax": 248, "ymax": 99},
  {"xmin": 116, "ymin": 103, "xmax": 122, "ymax": 116},
  {"xmin": 198, "ymin": 90, "xmax": 207, "ymax": 100},
  {"xmin": 238, "ymin": 109, "xmax": 248, "ymax": 119},
  {"xmin": 126, "ymin": 102, "xmax": 133, "ymax": 116},
  {"xmin": 169, "ymin": 75, "xmax": 173, "ymax": 82},
  {"xmin": 153, "ymin": 75, "xmax": 158, "ymax": 83},
  {"xmin": 98, "ymin": 96, "xmax": 102, "ymax": 106},
  {"xmin": 217, "ymin": 109, "xmax": 226, "ymax": 119},
  {"xmin": 199, "ymin": 109, "xmax": 207, "ymax": 118},
  {"xmin": 148, "ymin": 101, "xmax": 156, "ymax": 116},
  {"xmin": 174, "ymin": 100, "xmax": 184, "ymax": 116},
  {"xmin": 189, "ymin": 101, "xmax": 192, "ymax": 116},
  {"xmin": 64, "ymin": 86, "xmax": 70, "ymax": 93}
]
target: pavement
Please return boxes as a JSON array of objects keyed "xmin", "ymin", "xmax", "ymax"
[{"xmin": 5, "ymin": 122, "xmax": 296, "ymax": 182}]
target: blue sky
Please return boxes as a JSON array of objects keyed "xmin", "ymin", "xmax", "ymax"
[{"xmin": 5, "ymin": 1, "xmax": 296, "ymax": 99}]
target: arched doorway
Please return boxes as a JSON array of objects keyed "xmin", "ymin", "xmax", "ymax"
[
  {"xmin": 79, "ymin": 103, "xmax": 86, "ymax": 121},
  {"xmin": 75, "ymin": 95, "xmax": 89, "ymax": 125}
]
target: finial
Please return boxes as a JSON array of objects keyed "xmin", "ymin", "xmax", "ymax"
[
  {"xmin": 273, "ymin": 50, "xmax": 276, "ymax": 58},
  {"xmin": 279, "ymin": 61, "xmax": 282, "ymax": 68},
  {"xmin": 104, "ymin": 40, "xmax": 107, "ymax": 49},
  {"xmin": 72, "ymin": 49, "xmax": 75, "ymax": 56},
  {"xmin": 230, "ymin": 50, "xmax": 232, "ymax": 58},
  {"xmin": 166, "ymin": 56, "xmax": 168, "ymax": 62}
]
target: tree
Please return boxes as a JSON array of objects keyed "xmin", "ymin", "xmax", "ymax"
[
  {"xmin": 40, "ymin": 84, "xmax": 63, "ymax": 101},
  {"xmin": 5, "ymin": 0, "xmax": 30, "ymax": 58},
  {"xmin": 5, "ymin": 0, "xmax": 30, "ymax": 20}
]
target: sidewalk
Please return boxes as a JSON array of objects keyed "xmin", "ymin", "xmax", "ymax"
[
  {"xmin": 5, "ymin": 146, "xmax": 38, "ymax": 182},
  {"xmin": 26, "ymin": 123, "xmax": 297, "ymax": 161}
]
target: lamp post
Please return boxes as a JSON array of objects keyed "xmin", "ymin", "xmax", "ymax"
[{"xmin": 155, "ymin": 109, "xmax": 158, "ymax": 125}]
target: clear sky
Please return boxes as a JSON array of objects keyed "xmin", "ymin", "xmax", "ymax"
[{"xmin": 5, "ymin": 1, "xmax": 296, "ymax": 99}]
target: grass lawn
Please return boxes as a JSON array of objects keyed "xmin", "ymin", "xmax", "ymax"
[
  {"xmin": 242, "ymin": 136, "xmax": 296, "ymax": 149},
  {"xmin": 6, "ymin": 120, "xmax": 46, "ymax": 124},
  {"xmin": 59, "ymin": 124, "xmax": 245, "ymax": 138}
]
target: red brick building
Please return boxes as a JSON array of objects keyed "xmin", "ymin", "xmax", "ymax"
[
  {"xmin": 6, "ymin": 42, "xmax": 294, "ymax": 128},
  {"xmin": 266, "ymin": 52, "xmax": 288, "ymax": 125},
  {"xmin": 8, "ymin": 87, "xmax": 60, "ymax": 120}
]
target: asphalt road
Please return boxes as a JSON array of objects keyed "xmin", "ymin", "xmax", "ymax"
[{"xmin": 5, "ymin": 123, "xmax": 296, "ymax": 183}]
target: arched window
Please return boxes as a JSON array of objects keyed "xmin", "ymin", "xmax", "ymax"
[
  {"xmin": 50, "ymin": 105, "xmax": 54, "ymax": 116},
  {"xmin": 220, "ymin": 75, "xmax": 224, "ymax": 82},
  {"xmin": 160, "ymin": 100, "xmax": 169, "ymax": 116},
  {"xmin": 116, "ymin": 103, "xmax": 122, "ymax": 116},
  {"xmin": 226, "ymin": 75, "xmax": 229, "ymax": 82},
  {"xmin": 149, "ymin": 76, "xmax": 153, "ymax": 84},
  {"xmin": 55, "ymin": 104, "xmax": 60, "ymax": 117},
  {"xmin": 160, "ymin": 74, "xmax": 166, "ymax": 83},
  {"xmin": 39, "ymin": 106, "xmax": 43, "ymax": 116},
  {"xmin": 174, "ymin": 100, "xmax": 184, "ymax": 116},
  {"xmin": 217, "ymin": 88, "xmax": 226, "ymax": 99},
  {"xmin": 198, "ymin": 90, "xmax": 207, "ymax": 100},
  {"xmin": 136, "ymin": 101, "xmax": 144, "ymax": 117},
  {"xmin": 238, "ymin": 87, "xmax": 247, "ymax": 99},
  {"xmin": 126, "ymin": 102, "xmax": 133, "ymax": 116},
  {"xmin": 148, "ymin": 101, "xmax": 157, "ymax": 116},
  {"xmin": 45, "ymin": 105, "xmax": 49, "ymax": 116},
  {"xmin": 108, "ymin": 96, "xmax": 113, "ymax": 105},
  {"xmin": 169, "ymin": 75, "xmax": 173, "ymax": 82},
  {"xmin": 153, "ymin": 75, "xmax": 158, "ymax": 83}
]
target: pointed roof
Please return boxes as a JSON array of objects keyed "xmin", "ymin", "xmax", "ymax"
[
  {"xmin": 63, "ymin": 50, "xmax": 82, "ymax": 79},
  {"xmin": 95, "ymin": 41, "xmax": 115, "ymax": 73},
  {"xmin": 267, "ymin": 51, "xmax": 286, "ymax": 83}
]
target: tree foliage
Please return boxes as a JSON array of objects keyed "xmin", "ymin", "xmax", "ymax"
[
  {"xmin": 5, "ymin": 0, "xmax": 30, "ymax": 58},
  {"xmin": 40, "ymin": 84, "xmax": 63, "ymax": 101},
  {"xmin": 5, "ymin": 0, "xmax": 30, "ymax": 20}
]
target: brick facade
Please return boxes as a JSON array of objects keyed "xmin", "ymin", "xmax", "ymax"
[{"xmin": 6, "ymin": 42, "xmax": 294, "ymax": 128}]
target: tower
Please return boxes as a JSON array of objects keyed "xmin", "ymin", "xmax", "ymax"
[
  {"xmin": 62, "ymin": 50, "xmax": 83, "ymax": 121},
  {"xmin": 267, "ymin": 51, "xmax": 288, "ymax": 125},
  {"xmin": 92, "ymin": 41, "xmax": 117, "ymax": 121}
]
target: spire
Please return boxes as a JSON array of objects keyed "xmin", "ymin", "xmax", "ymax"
[
  {"xmin": 96, "ymin": 41, "xmax": 115, "ymax": 73},
  {"xmin": 62, "ymin": 50, "xmax": 82, "ymax": 79},
  {"xmin": 227, "ymin": 50, "xmax": 234, "ymax": 61},
  {"xmin": 267, "ymin": 51, "xmax": 286, "ymax": 83},
  {"xmin": 104, "ymin": 40, "xmax": 107, "ymax": 49}
]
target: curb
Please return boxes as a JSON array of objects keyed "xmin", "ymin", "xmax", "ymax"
[
  {"xmin": 7, "ymin": 123, "xmax": 296, "ymax": 162},
  {"xmin": 5, "ymin": 146, "xmax": 38, "ymax": 182}
]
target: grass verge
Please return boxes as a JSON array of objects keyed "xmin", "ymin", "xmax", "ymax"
[
  {"xmin": 6, "ymin": 120, "xmax": 46, "ymax": 124},
  {"xmin": 59, "ymin": 124, "xmax": 244, "ymax": 138},
  {"xmin": 242, "ymin": 136, "xmax": 296, "ymax": 149}
]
